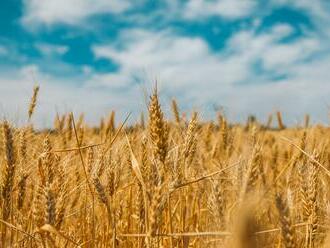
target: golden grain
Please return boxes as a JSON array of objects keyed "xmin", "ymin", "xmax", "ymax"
[{"xmin": 1, "ymin": 87, "xmax": 330, "ymax": 247}]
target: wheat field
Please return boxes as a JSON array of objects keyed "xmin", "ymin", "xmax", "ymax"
[{"xmin": 1, "ymin": 86, "xmax": 330, "ymax": 248}]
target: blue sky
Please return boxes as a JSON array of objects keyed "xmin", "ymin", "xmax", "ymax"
[{"xmin": 0, "ymin": 0, "xmax": 330, "ymax": 126}]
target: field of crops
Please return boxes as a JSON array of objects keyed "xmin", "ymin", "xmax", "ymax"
[{"xmin": 1, "ymin": 86, "xmax": 330, "ymax": 247}]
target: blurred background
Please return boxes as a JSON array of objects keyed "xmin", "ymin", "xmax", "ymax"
[{"xmin": 0, "ymin": 0, "xmax": 330, "ymax": 127}]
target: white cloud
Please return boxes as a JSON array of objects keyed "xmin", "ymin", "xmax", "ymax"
[
  {"xmin": 92, "ymin": 28, "xmax": 249, "ymax": 97},
  {"xmin": 261, "ymin": 38, "xmax": 319, "ymax": 70},
  {"xmin": 20, "ymin": 0, "xmax": 258, "ymax": 29},
  {"xmin": 88, "ymin": 25, "xmax": 330, "ymax": 124},
  {"xmin": 0, "ymin": 23, "xmax": 329, "ymax": 127},
  {"xmin": 82, "ymin": 65, "xmax": 93, "ymax": 75},
  {"xmin": 22, "ymin": 0, "xmax": 132, "ymax": 26},
  {"xmin": 183, "ymin": 0, "xmax": 257, "ymax": 20},
  {"xmin": 21, "ymin": 0, "xmax": 258, "ymax": 29},
  {"xmin": 35, "ymin": 43, "xmax": 69, "ymax": 56},
  {"xmin": 92, "ymin": 24, "xmax": 320, "ymax": 88},
  {"xmin": 94, "ymin": 29, "xmax": 211, "ymax": 71},
  {"xmin": 227, "ymin": 25, "xmax": 321, "ymax": 73},
  {"xmin": 13, "ymin": 0, "xmax": 330, "ymax": 125}
]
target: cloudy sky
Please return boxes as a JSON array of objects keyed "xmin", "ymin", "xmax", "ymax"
[{"xmin": 1, "ymin": 0, "xmax": 330, "ymax": 127}]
